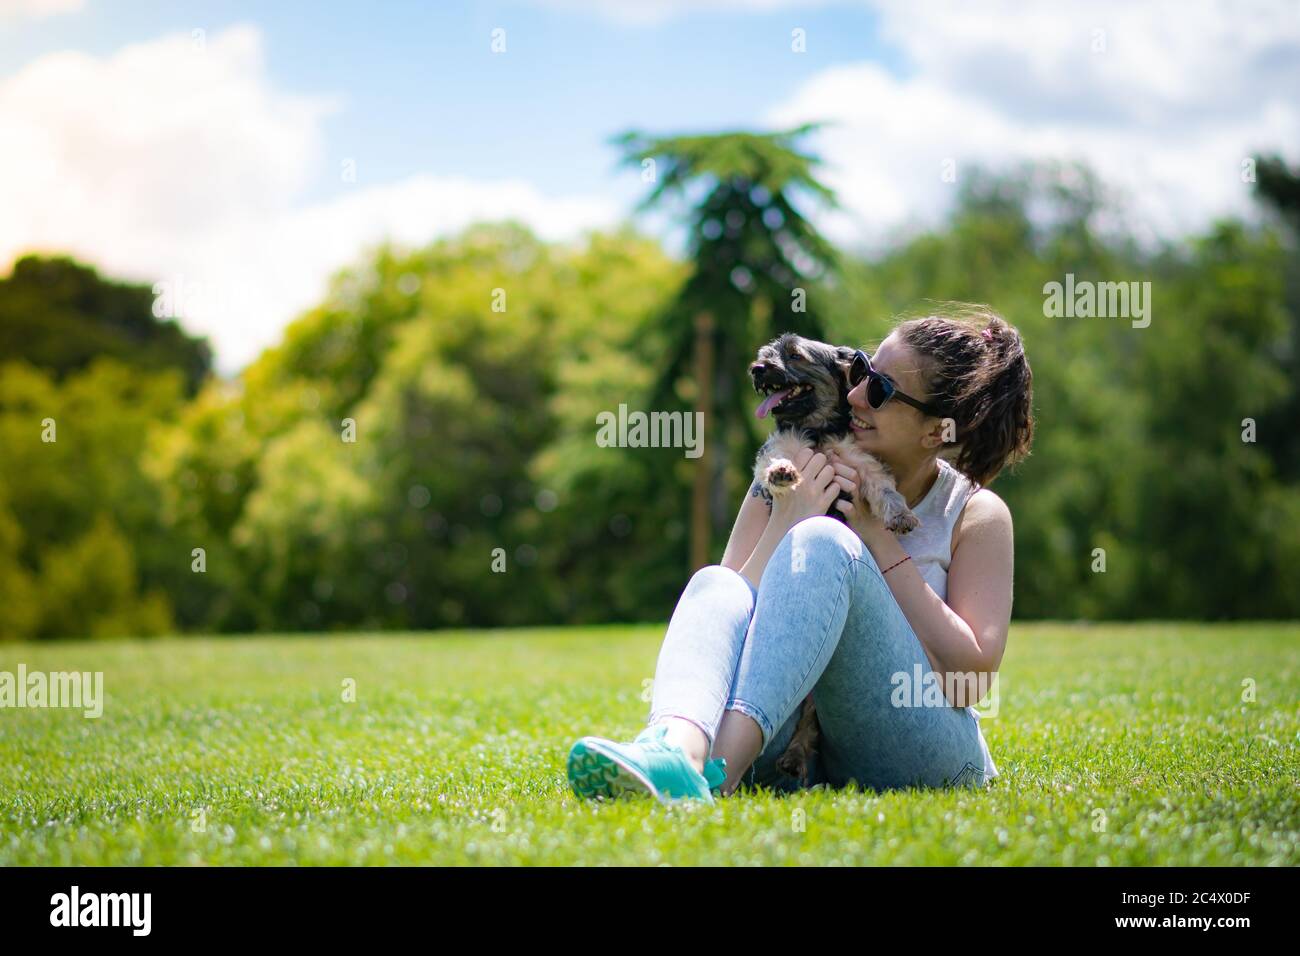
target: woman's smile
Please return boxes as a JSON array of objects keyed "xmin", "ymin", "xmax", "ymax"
[{"xmin": 849, "ymin": 411, "xmax": 874, "ymax": 432}]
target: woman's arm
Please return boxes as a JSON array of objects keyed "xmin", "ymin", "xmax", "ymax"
[
  {"xmin": 833, "ymin": 468, "xmax": 1013, "ymax": 705},
  {"xmin": 944, "ymin": 490, "xmax": 1014, "ymax": 676},
  {"xmin": 719, "ymin": 482, "xmax": 772, "ymax": 574}
]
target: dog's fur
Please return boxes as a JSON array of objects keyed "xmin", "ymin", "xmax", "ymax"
[{"xmin": 749, "ymin": 333, "xmax": 920, "ymax": 784}]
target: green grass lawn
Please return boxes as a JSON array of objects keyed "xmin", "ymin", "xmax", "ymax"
[{"xmin": 1, "ymin": 622, "xmax": 1297, "ymax": 865}]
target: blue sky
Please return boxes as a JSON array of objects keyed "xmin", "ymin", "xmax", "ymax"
[
  {"xmin": 1, "ymin": 1, "xmax": 895, "ymax": 208},
  {"xmin": 2, "ymin": 0, "xmax": 1296, "ymax": 372}
]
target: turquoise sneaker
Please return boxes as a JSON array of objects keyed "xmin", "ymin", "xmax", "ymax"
[{"xmin": 567, "ymin": 724, "xmax": 729, "ymax": 805}]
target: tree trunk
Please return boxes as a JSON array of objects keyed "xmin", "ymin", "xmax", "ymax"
[{"xmin": 690, "ymin": 310, "xmax": 715, "ymax": 572}]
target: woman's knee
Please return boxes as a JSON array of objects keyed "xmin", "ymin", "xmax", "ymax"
[
  {"xmin": 687, "ymin": 564, "xmax": 757, "ymax": 602},
  {"xmin": 785, "ymin": 515, "xmax": 863, "ymax": 561}
]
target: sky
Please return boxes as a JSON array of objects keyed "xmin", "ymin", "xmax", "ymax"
[{"xmin": 1, "ymin": 0, "xmax": 1297, "ymax": 373}]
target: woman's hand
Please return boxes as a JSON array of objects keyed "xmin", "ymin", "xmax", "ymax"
[
  {"xmin": 737, "ymin": 447, "xmax": 858, "ymax": 587},
  {"xmin": 769, "ymin": 448, "xmax": 858, "ymax": 533},
  {"xmin": 827, "ymin": 449, "xmax": 891, "ymax": 545}
]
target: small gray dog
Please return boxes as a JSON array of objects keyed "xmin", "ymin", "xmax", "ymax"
[{"xmin": 749, "ymin": 333, "xmax": 919, "ymax": 783}]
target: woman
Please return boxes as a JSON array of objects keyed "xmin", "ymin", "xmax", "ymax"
[{"xmin": 567, "ymin": 306, "xmax": 1034, "ymax": 802}]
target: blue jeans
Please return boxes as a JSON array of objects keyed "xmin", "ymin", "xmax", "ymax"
[{"xmin": 647, "ymin": 515, "xmax": 992, "ymax": 792}]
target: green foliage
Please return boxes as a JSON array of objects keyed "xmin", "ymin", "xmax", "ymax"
[
  {"xmin": 1250, "ymin": 154, "xmax": 1300, "ymax": 482},
  {"xmin": 36, "ymin": 514, "xmax": 172, "ymax": 639},
  {"xmin": 0, "ymin": 255, "xmax": 211, "ymax": 394},
  {"xmin": 3, "ymin": 158, "xmax": 1298, "ymax": 634},
  {"xmin": 0, "ymin": 254, "xmax": 212, "ymax": 638},
  {"xmin": 0, "ymin": 359, "xmax": 186, "ymax": 638},
  {"xmin": 0, "ymin": 485, "xmax": 40, "ymax": 641},
  {"xmin": 146, "ymin": 222, "xmax": 691, "ymax": 631},
  {"xmin": 232, "ymin": 420, "xmax": 377, "ymax": 630},
  {"xmin": 818, "ymin": 163, "xmax": 1300, "ymax": 619}
]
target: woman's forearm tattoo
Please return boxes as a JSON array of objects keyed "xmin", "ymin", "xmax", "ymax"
[{"xmin": 750, "ymin": 479, "xmax": 773, "ymax": 512}]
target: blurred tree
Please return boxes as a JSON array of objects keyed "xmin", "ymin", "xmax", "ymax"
[
  {"xmin": 612, "ymin": 125, "xmax": 842, "ymax": 569},
  {"xmin": 0, "ymin": 484, "xmax": 40, "ymax": 641},
  {"xmin": 7, "ymin": 159, "xmax": 1298, "ymax": 635},
  {"xmin": 0, "ymin": 255, "xmax": 212, "ymax": 394},
  {"xmin": 0, "ymin": 358, "xmax": 186, "ymax": 637},
  {"xmin": 820, "ymin": 161, "xmax": 1298, "ymax": 619},
  {"xmin": 1133, "ymin": 222, "xmax": 1293, "ymax": 617},
  {"xmin": 1251, "ymin": 154, "xmax": 1300, "ymax": 482},
  {"xmin": 37, "ymin": 513, "xmax": 172, "ymax": 639},
  {"xmin": 148, "ymin": 222, "xmax": 691, "ymax": 631},
  {"xmin": 232, "ymin": 419, "xmax": 378, "ymax": 630},
  {"xmin": 1255, "ymin": 156, "xmax": 1300, "ymax": 227}
]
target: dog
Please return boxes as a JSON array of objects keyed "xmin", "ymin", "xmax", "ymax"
[{"xmin": 749, "ymin": 332, "xmax": 920, "ymax": 784}]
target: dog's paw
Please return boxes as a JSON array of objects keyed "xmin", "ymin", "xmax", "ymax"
[
  {"xmin": 775, "ymin": 747, "xmax": 810, "ymax": 783},
  {"xmin": 765, "ymin": 459, "xmax": 800, "ymax": 492},
  {"xmin": 875, "ymin": 488, "xmax": 919, "ymax": 535},
  {"xmin": 886, "ymin": 509, "xmax": 920, "ymax": 535}
]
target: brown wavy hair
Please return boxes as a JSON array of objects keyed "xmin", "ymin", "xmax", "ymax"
[{"xmin": 893, "ymin": 304, "xmax": 1034, "ymax": 487}]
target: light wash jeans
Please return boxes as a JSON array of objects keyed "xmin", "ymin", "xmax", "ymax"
[{"xmin": 647, "ymin": 515, "xmax": 991, "ymax": 793}]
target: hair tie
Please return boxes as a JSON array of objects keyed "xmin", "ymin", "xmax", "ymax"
[{"xmin": 981, "ymin": 328, "xmax": 994, "ymax": 342}]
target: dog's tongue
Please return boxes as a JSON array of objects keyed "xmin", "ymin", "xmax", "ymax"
[{"xmin": 755, "ymin": 388, "xmax": 792, "ymax": 419}]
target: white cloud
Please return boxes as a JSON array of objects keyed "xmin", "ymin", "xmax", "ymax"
[
  {"xmin": 874, "ymin": 0, "xmax": 1300, "ymax": 130},
  {"xmin": 157, "ymin": 175, "xmax": 617, "ymax": 373},
  {"xmin": 764, "ymin": 0, "xmax": 1300, "ymax": 246},
  {"xmin": 1, "ymin": 26, "xmax": 330, "ymax": 251},
  {"xmin": 0, "ymin": 0, "xmax": 85, "ymax": 19},
  {"xmin": 3, "ymin": 4, "xmax": 1296, "ymax": 371},
  {"xmin": 529, "ymin": 0, "xmax": 828, "ymax": 26},
  {"xmin": 532, "ymin": 0, "xmax": 1300, "ymax": 242},
  {"xmin": 0, "ymin": 25, "xmax": 618, "ymax": 373}
]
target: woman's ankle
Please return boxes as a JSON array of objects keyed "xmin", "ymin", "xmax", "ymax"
[{"xmin": 656, "ymin": 716, "xmax": 710, "ymax": 773}]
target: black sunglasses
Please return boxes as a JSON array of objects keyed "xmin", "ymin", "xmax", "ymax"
[{"xmin": 848, "ymin": 349, "xmax": 943, "ymax": 417}]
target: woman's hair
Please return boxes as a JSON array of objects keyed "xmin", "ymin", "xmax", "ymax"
[{"xmin": 893, "ymin": 304, "xmax": 1034, "ymax": 487}]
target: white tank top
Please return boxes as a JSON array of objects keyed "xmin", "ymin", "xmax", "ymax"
[
  {"xmin": 893, "ymin": 456, "xmax": 1000, "ymax": 780},
  {"xmin": 896, "ymin": 456, "xmax": 976, "ymax": 603}
]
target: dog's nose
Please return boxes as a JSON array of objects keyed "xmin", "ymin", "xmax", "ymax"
[{"xmin": 751, "ymin": 362, "xmax": 786, "ymax": 389}]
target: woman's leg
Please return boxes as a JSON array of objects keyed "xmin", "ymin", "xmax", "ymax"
[
  {"xmin": 645, "ymin": 564, "xmax": 758, "ymax": 771},
  {"xmin": 719, "ymin": 515, "xmax": 989, "ymax": 794},
  {"xmin": 722, "ymin": 700, "xmax": 810, "ymax": 794}
]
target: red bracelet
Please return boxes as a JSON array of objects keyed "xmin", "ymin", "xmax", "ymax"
[{"xmin": 881, "ymin": 554, "xmax": 912, "ymax": 575}]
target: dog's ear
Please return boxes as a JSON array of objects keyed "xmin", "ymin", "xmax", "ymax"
[{"xmin": 833, "ymin": 346, "xmax": 856, "ymax": 388}]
